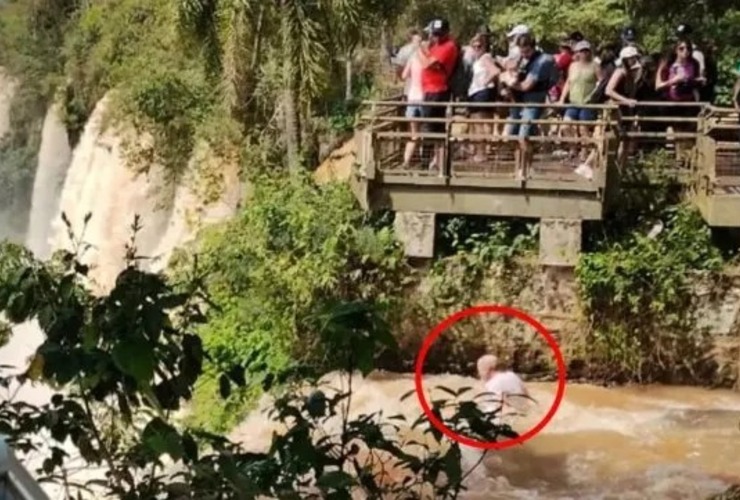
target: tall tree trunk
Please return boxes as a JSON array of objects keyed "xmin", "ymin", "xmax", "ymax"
[
  {"xmin": 345, "ymin": 50, "xmax": 353, "ymax": 102},
  {"xmin": 281, "ymin": 0, "xmax": 302, "ymax": 171}
]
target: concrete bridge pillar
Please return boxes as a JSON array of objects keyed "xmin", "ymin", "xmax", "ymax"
[
  {"xmin": 539, "ymin": 218, "xmax": 582, "ymax": 267},
  {"xmin": 394, "ymin": 211, "xmax": 436, "ymax": 258}
]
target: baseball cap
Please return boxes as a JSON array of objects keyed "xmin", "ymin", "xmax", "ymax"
[
  {"xmin": 619, "ymin": 45, "xmax": 639, "ymax": 60},
  {"xmin": 676, "ymin": 23, "xmax": 693, "ymax": 38},
  {"xmin": 507, "ymin": 24, "xmax": 530, "ymax": 38},
  {"xmin": 621, "ymin": 26, "xmax": 637, "ymax": 42},
  {"xmin": 426, "ymin": 18, "xmax": 449, "ymax": 36},
  {"xmin": 569, "ymin": 31, "xmax": 585, "ymax": 42},
  {"xmin": 574, "ymin": 40, "xmax": 592, "ymax": 52}
]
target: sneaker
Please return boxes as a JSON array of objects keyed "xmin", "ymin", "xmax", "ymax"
[{"xmin": 574, "ymin": 163, "xmax": 593, "ymax": 180}]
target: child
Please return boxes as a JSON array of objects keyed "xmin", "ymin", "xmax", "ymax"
[{"xmin": 477, "ymin": 354, "xmax": 535, "ymax": 418}]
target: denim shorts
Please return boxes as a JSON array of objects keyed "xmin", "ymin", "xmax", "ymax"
[
  {"xmin": 506, "ymin": 106, "xmax": 543, "ymax": 138},
  {"xmin": 564, "ymin": 107, "xmax": 597, "ymax": 122},
  {"xmin": 406, "ymin": 105, "xmax": 423, "ymax": 118}
]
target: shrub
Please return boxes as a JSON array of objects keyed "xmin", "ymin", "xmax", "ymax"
[{"xmin": 170, "ymin": 172, "xmax": 407, "ymax": 431}]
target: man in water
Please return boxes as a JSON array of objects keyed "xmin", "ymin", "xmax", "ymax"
[{"xmin": 477, "ymin": 354, "xmax": 534, "ymax": 416}]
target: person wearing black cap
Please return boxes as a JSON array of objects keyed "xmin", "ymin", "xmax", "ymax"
[{"xmin": 416, "ymin": 18, "xmax": 459, "ymax": 172}]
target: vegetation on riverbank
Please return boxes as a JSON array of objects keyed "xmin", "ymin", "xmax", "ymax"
[{"xmin": 0, "ymin": 241, "xmax": 512, "ymax": 498}]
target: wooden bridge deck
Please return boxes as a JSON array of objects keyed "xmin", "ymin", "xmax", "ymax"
[{"xmin": 351, "ymin": 100, "xmax": 740, "ymax": 227}]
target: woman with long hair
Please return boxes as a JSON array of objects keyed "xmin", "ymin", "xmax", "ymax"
[{"xmin": 467, "ymin": 33, "xmax": 499, "ymax": 162}]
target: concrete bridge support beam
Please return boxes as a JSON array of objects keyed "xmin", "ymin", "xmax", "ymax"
[
  {"xmin": 539, "ymin": 218, "xmax": 582, "ymax": 267},
  {"xmin": 394, "ymin": 211, "xmax": 436, "ymax": 258}
]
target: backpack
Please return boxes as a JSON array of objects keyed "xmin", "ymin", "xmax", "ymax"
[
  {"xmin": 448, "ymin": 43, "xmax": 472, "ymax": 101},
  {"xmin": 587, "ymin": 64, "xmax": 615, "ymax": 104}
]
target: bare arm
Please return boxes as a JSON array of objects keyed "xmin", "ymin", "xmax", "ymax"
[
  {"xmin": 558, "ymin": 67, "xmax": 572, "ymax": 104},
  {"xmin": 480, "ymin": 54, "xmax": 500, "ymax": 86},
  {"xmin": 417, "ymin": 44, "xmax": 443, "ymax": 70},
  {"xmin": 733, "ymin": 78, "xmax": 740, "ymax": 109},
  {"xmin": 401, "ymin": 58, "xmax": 412, "ymax": 81},
  {"xmin": 605, "ymin": 68, "xmax": 635, "ymax": 106}
]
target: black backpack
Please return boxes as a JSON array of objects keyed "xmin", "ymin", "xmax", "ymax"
[
  {"xmin": 448, "ymin": 43, "xmax": 472, "ymax": 101},
  {"xmin": 588, "ymin": 63, "xmax": 615, "ymax": 104}
]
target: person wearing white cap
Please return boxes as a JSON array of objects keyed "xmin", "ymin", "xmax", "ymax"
[
  {"xmin": 605, "ymin": 45, "xmax": 642, "ymax": 108},
  {"xmin": 505, "ymin": 24, "xmax": 530, "ymax": 60},
  {"xmin": 559, "ymin": 39, "xmax": 599, "ymax": 179}
]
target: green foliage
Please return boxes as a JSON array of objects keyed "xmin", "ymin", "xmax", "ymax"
[
  {"xmin": 0, "ymin": 236, "xmax": 514, "ymax": 498},
  {"xmin": 0, "ymin": 0, "xmax": 77, "ymax": 237},
  {"xmin": 576, "ymin": 204, "xmax": 723, "ymax": 382},
  {"xmin": 170, "ymin": 172, "xmax": 407, "ymax": 431},
  {"xmin": 425, "ymin": 217, "xmax": 538, "ymax": 308},
  {"xmin": 62, "ymin": 0, "xmax": 221, "ymax": 173}
]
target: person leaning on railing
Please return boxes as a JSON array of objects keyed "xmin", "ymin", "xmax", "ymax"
[
  {"xmin": 558, "ymin": 40, "xmax": 599, "ymax": 175},
  {"xmin": 467, "ymin": 32, "xmax": 499, "ymax": 163},
  {"xmin": 503, "ymin": 33, "xmax": 556, "ymax": 177},
  {"xmin": 416, "ymin": 18, "xmax": 459, "ymax": 172}
]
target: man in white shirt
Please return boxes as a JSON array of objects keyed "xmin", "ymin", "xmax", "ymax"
[
  {"xmin": 392, "ymin": 28, "xmax": 422, "ymax": 89},
  {"xmin": 477, "ymin": 354, "xmax": 534, "ymax": 417}
]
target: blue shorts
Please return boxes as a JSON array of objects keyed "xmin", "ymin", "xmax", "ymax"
[
  {"xmin": 406, "ymin": 105, "xmax": 423, "ymax": 118},
  {"xmin": 468, "ymin": 89, "xmax": 494, "ymax": 114},
  {"xmin": 564, "ymin": 107, "xmax": 597, "ymax": 122},
  {"xmin": 506, "ymin": 106, "xmax": 543, "ymax": 138}
]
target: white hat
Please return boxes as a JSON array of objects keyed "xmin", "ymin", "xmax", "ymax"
[
  {"xmin": 507, "ymin": 24, "xmax": 530, "ymax": 38},
  {"xmin": 619, "ymin": 45, "xmax": 639, "ymax": 60},
  {"xmin": 574, "ymin": 40, "xmax": 591, "ymax": 52}
]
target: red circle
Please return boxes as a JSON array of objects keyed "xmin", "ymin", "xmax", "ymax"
[{"xmin": 413, "ymin": 304, "xmax": 566, "ymax": 450}]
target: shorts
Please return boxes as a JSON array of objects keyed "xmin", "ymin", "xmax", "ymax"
[
  {"xmin": 405, "ymin": 105, "xmax": 423, "ymax": 118},
  {"xmin": 468, "ymin": 88, "xmax": 494, "ymax": 114},
  {"xmin": 506, "ymin": 106, "xmax": 543, "ymax": 138},
  {"xmin": 422, "ymin": 91, "xmax": 451, "ymax": 134},
  {"xmin": 564, "ymin": 107, "xmax": 597, "ymax": 122}
]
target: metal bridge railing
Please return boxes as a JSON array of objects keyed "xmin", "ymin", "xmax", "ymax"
[
  {"xmin": 0, "ymin": 436, "xmax": 49, "ymax": 500},
  {"xmin": 356, "ymin": 101, "xmax": 620, "ymax": 192}
]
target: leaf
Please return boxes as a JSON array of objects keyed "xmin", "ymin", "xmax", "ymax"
[
  {"xmin": 142, "ymin": 417, "xmax": 184, "ymax": 460},
  {"xmin": 219, "ymin": 373, "xmax": 231, "ymax": 399},
  {"xmin": 434, "ymin": 385, "xmax": 458, "ymax": 397},
  {"xmin": 181, "ymin": 432, "xmax": 198, "ymax": 462},
  {"xmin": 400, "ymin": 389, "xmax": 416, "ymax": 402},
  {"xmin": 111, "ymin": 338, "xmax": 155, "ymax": 385},
  {"xmin": 26, "ymin": 354, "xmax": 45, "ymax": 381}
]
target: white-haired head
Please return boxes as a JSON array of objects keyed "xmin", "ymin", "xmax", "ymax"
[{"xmin": 477, "ymin": 354, "xmax": 499, "ymax": 380}]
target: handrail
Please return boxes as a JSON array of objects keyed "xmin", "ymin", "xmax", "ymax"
[{"xmin": 0, "ymin": 437, "xmax": 49, "ymax": 500}]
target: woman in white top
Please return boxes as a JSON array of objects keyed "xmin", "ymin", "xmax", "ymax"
[
  {"xmin": 467, "ymin": 33, "xmax": 499, "ymax": 162},
  {"xmin": 401, "ymin": 42, "xmax": 425, "ymax": 167}
]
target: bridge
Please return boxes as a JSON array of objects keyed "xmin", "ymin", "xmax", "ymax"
[{"xmin": 349, "ymin": 99, "xmax": 740, "ymax": 263}]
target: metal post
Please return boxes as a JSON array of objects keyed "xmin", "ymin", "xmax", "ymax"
[{"xmin": 0, "ymin": 436, "xmax": 49, "ymax": 500}]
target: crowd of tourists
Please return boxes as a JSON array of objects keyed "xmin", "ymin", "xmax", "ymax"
[{"xmin": 391, "ymin": 19, "xmax": 735, "ymax": 179}]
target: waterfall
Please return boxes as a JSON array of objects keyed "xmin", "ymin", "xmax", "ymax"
[
  {"xmin": 48, "ymin": 93, "xmax": 173, "ymax": 293},
  {"xmin": 0, "ymin": 84, "xmax": 242, "ymax": 496},
  {"xmin": 25, "ymin": 104, "xmax": 72, "ymax": 258}
]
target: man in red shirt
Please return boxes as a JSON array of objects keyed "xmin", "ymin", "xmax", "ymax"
[{"xmin": 416, "ymin": 18, "xmax": 459, "ymax": 172}]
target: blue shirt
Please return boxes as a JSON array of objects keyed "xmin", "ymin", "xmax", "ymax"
[{"xmin": 518, "ymin": 52, "xmax": 555, "ymax": 103}]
